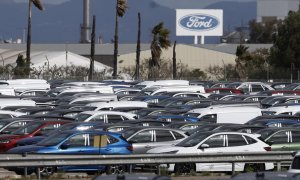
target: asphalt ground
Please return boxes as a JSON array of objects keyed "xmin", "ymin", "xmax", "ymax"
[{"xmin": 0, "ymin": 168, "xmax": 232, "ymax": 180}]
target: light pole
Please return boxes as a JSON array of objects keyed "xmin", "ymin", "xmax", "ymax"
[
  {"xmin": 291, "ymin": 63, "xmax": 295, "ymax": 83},
  {"xmin": 26, "ymin": 0, "xmax": 44, "ymax": 76},
  {"xmin": 0, "ymin": 55, "xmax": 4, "ymax": 78}
]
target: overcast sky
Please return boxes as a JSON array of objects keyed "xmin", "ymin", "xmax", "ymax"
[{"xmin": 14, "ymin": 0, "xmax": 70, "ymax": 5}]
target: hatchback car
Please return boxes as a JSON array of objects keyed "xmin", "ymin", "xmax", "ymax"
[
  {"xmin": 8, "ymin": 130, "xmax": 133, "ymax": 174},
  {"xmin": 147, "ymin": 131, "xmax": 274, "ymax": 173},
  {"xmin": 122, "ymin": 127, "xmax": 188, "ymax": 154},
  {"xmin": 0, "ymin": 120, "xmax": 70, "ymax": 152},
  {"xmin": 257, "ymin": 127, "xmax": 300, "ymax": 151}
]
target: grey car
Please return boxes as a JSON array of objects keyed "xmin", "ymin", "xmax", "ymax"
[{"xmin": 122, "ymin": 127, "xmax": 188, "ymax": 154}]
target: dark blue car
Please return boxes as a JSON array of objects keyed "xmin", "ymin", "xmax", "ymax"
[{"xmin": 8, "ymin": 130, "xmax": 132, "ymax": 175}]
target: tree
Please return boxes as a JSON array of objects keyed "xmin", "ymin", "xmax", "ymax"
[
  {"xmin": 26, "ymin": 0, "xmax": 44, "ymax": 76},
  {"xmin": 14, "ymin": 54, "xmax": 29, "ymax": 77},
  {"xmin": 270, "ymin": 10, "xmax": 300, "ymax": 68},
  {"xmin": 235, "ymin": 44, "xmax": 252, "ymax": 80},
  {"xmin": 113, "ymin": 0, "xmax": 128, "ymax": 79},
  {"xmin": 149, "ymin": 22, "xmax": 171, "ymax": 79},
  {"xmin": 248, "ymin": 19, "xmax": 279, "ymax": 43}
]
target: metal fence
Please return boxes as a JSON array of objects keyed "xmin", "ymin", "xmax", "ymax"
[{"xmin": 0, "ymin": 151, "xmax": 295, "ymax": 179}]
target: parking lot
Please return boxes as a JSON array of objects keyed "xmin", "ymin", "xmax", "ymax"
[{"xmin": 0, "ymin": 79, "xmax": 299, "ymax": 178}]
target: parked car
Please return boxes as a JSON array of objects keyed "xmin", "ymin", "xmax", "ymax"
[
  {"xmin": 122, "ymin": 127, "xmax": 188, "ymax": 154},
  {"xmin": 74, "ymin": 111, "xmax": 137, "ymax": 123},
  {"xmin": 0, "ymin": 118, "xmax": 33, "ymax": 135},
  {"xmin": 8, "ymin": 130, "xmax": 133, "ymax": 175},
  {"xmin": 0, "ymin": 120, "xmax": 71, "ymax": 152},
  {"xmin": 257, "ymin": 127, "xmax": 300, "ymax": 151},
  {"xmin": 147, "ymin": 131, "xmax": 274, "ymax": 173}
]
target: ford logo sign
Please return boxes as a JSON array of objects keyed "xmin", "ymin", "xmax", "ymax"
[{"xmin": 179, "ymin": 14, "xmax": 219, "ymax": 31}]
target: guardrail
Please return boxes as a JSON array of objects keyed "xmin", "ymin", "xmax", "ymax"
[{"xmin": 0, "ymin": 151, "xmax": 295, "ymax": 179}]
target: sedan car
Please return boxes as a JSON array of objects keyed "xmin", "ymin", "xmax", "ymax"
[
  {"xmin": 8, "ymin": 130, "xmax": 133, "ymax": 175},
  {"xmin": 256, "ymin": 127, "xmax": 300, "ymax": 151},
  {"xmin": 0, "ymin": 120, "xmax": 71, "ymax": 152},
  {"xmin": 147, "ymin": 131, "xmax": 274, "ymax": 173},
  {"xmin": 122, "ymin": 127, "xmax": 188, "ymax": 154}
]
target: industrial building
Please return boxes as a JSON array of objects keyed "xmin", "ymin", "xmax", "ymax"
[
  {"xmin": 257, "ymin": 0, "xmax": 300, "ymax": 23},
  {"xmin": 0, "ymin": 43, "xmax": 272, "ymax": 73}
]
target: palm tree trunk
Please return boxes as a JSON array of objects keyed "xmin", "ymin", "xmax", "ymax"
[
  {"xmin": 113, "ymin": 7, "xmax": 119, "ymax": 79},
  {"xmin": 26, "ymin": 0, "xmax": 32, "ymax": 77},
  {"xmin": 89, "ymin": 15, "xmax": 96, "ymax": 81},
  {"xmin": 173, "ymin": 41, "xmax": 177, "ymax": 79},
  {"xmin": 135, "ymin": 12, "xmax": 141, "ymax": 80}
]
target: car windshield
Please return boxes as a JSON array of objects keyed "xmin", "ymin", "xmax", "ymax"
[
  {"xmin": 37, "ymin": 132, "xmax": 72, "ymax": 146},
  {"xmin": 12, "ymin": 122, "xmax": 43, "ymax": 135},
  {"xmin": 122, "ymin": 128, "xmax": 138, "ymax": 139},
  {"xmin": 176, "ymin": 132, "xmax": 210, "ymax": 147},
  {"xmin": 226, "ymin": 83, "xmax": 241, "ymax": 88},
  {"xmin": 256, "ymin": 128, "xmax": 277, "ymax": 140},
  {"xmin": 284, "ymin": 84, "xmax": 299, "ymax": 90},
  {"xmin": 74, "ymin": 113, "xmax": 92, "ymax": 121}
]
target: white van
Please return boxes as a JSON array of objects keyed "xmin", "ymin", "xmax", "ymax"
[
  {"xmin": 134, "ymin": 80, "xmax": 189, "ymax": 89},
  {"xmin": 86, "ymin": 101, "xmax": 148, "ymax": 111},
  {"xmin": 0, "ymin": 79, "xmax": 50, "ymax": 93},
  {"xmin": 138, "ymin": 85, "xmax": 205, "ymax": 95},
  {"xmin": 186, "ymin": 105, "xmax": 262, "ymax": 124},
  {"xmin": 262, "ymin": 105, "xmax": 300, "ymax": 116}
]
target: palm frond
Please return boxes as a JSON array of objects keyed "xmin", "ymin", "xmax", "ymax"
[
  {"xmin": 116, "ymin": 0, "xmax": 128, "ymax": 17},
  {"xmin": 31, "ymin": 0, "xmax": 44, "ymax": 11}
]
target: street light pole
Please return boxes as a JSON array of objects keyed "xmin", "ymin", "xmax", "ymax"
[{"xmin": 0, "ymin": 55, "xmax": 4, "ymax": 79}]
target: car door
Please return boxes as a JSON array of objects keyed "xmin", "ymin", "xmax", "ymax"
[
  {"xmin": 59, "ymin": 133, "xmax": 99, "ymax": 154},
  {"xmin": 152, "ymin": 130, "xmax": 177, "ymax": 150},
  {"xmin": 196, "ymin": 134, "xmax": 226, "ymax": 171},
  {"xmin": 289, "ymin": 130, "xmax": 300, "ymax": 151},
  {"xmin": 128, "ymin": 129, "xmax": 154, "ymax": 154},
  {"xmin": 265, "ymin": 130, "xmax": 290, "ymax": 151}
]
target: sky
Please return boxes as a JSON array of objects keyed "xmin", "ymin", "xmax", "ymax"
[{"xmin": 14, "ymin": 0, "xmax": 70, "ymax": 5}]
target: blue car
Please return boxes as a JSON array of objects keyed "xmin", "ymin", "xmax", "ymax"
[
  {"xmin": 8, "ymin": 130, "xmax": 133, "ymax": 175},
  {"xmin": 16, "ymin": 122, "xmax": 105, "ymax": 146}
]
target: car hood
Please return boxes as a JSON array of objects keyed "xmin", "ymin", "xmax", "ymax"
[
  {"xmin": 147, "ymin": 145, "xmax": 186, "ymax": 154},
  {"xmin": 8, "ymin": 145, "xmax": 49, "ymax": 153}
]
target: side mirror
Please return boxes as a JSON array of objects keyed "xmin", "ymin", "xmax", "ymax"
[
  {"xmin": 266, "ymin": 141, "xmax": 274, "ymax": 146},
  {"xmin": 60, "ymin": 144, "xmax": 70, "ymax": 150},
  {"xmin": 199, "ymin": 143, "xmax": 209, "ymax": 149}
]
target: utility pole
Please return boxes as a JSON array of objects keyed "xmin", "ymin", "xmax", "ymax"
[{"xmin": 89, "ymin": 15, "xmax": 96, "ymax": 81}]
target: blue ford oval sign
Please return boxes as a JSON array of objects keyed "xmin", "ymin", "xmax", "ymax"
[{"xmin": 179, "ymin": 14, "xmax": 219, "ymax": 31}]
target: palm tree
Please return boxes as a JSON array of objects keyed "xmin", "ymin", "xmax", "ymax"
[
  {"xmin": 26, "ymin": 0, "xmax": 44, "ymax": 76},
  {"xmin": 113, "ymin": 0, "xmax": 128, "ymax": 79},
  {"xmin": 235, "ymin": 44, "xmax": 251, "ymax": 80},
  {"xmin": 135, "ymin": 12, "xmax": 141, "ymax": 80},
  {"xmin": 149, "ymin": 22, "xmax": 171, "ymax": 79}
]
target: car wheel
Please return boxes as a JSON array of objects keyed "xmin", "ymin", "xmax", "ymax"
[
  {"xmin": 15, "ymin": 168, "xmax": 34, "ymax": 175},
  {"xmin": 36, "ymin": 167, "xmax": 56, "ymax": 177},
  {"xmin": 106, "ymin": 165, "xmax": 127, "ymax": 175},
  {"xmin": 174, "ymin": 163, "xmax": 196, "ymax": 174},
  {"xmin": 244, "ymin": 163, "xmax": 265, "ymax": 172}
]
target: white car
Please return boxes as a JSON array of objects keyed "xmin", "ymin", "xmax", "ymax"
[
  {"xmin": 74, "ymin": 111, "xmax": 137, "ymax": 123},
  {"xmin": 147, "ymin": 131, "xmax": 274, "ymax": 173}
]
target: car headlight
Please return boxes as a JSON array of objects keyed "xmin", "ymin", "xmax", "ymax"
[{"xmin": 0, "ymin": 139, "xmax": 12, "ymax": 144}]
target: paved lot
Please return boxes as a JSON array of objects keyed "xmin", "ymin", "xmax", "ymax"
[{"xmin": 0, "ymin": 168, "xmax": 231, "ymax": 180}]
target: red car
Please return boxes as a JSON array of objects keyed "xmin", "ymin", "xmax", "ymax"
[
  {"xmin": 0, "ymin": 120, "xmax": 71, "ymax": 153},
  {"xmin": 205, "ymin": 88, "xmax": 244, "ymax": 94}
]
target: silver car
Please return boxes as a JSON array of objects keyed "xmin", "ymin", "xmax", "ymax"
[{"xmin": 122, "ymin": 127, "xmax": 188, "ymax": 154}]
